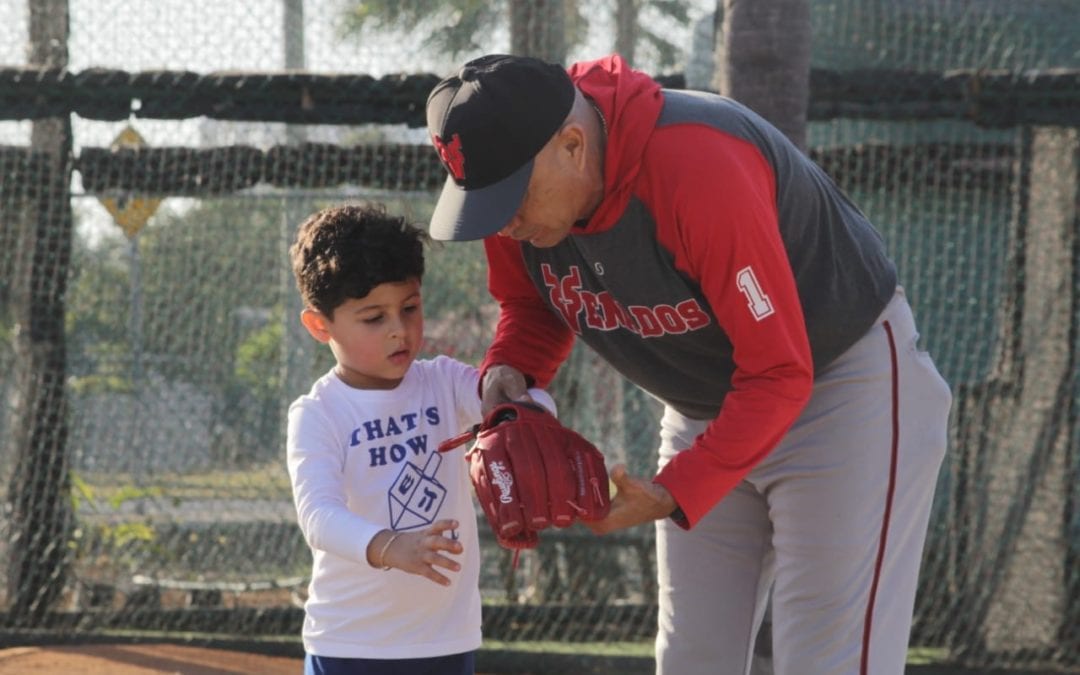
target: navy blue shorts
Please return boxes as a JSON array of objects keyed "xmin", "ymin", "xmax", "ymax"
[{"xmin": 304, "ymin": 651, "xmax": 475, "ymax": 675}]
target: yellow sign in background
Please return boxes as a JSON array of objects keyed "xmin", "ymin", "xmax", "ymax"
[{"xmin": 97, "ymin": 125, "xmax": 162, "ymax": 238}]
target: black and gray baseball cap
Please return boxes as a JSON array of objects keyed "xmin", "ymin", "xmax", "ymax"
[{"xmin": 425, "ymin": 54, "xmax": 576, "ymax": 241}]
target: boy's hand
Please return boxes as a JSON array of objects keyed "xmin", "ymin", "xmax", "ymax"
[{"xmin": 371, "ymin": 520, "xmax": 464, "ymax": 586}]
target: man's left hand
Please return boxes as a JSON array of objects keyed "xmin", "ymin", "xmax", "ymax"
[{"xmin": 585, "ymin": 464, "xmax": 678, "ymax": 534}]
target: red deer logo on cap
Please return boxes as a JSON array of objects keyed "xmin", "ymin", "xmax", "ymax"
[{"xmin": 433, "ymin": 134, "xmax": 466, "ymax": 182}]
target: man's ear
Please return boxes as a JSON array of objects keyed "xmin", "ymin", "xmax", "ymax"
[
  {"xmin": 300, "ymin": 308, "xmax": 331, "ymax": 344},
  {"xmin": 555, "ymin": 123, "xmax": 587, "ymax": 172}
]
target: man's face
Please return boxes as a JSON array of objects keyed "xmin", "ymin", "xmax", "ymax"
[{"xmin": 497, "ymin": 128, "xmax": 593, "ymax": 248}]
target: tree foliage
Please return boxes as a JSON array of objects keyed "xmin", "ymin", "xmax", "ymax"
[
  {"xmin": 341, "ymin": 0, "xmax": 692, "ymax": 68},
  {"xmin": 67, "ymin": 199, "xmax": 282, "ymax": 389},
  {"xmin": 343, "ymin": 1, "xmax": 514, "ymax": 59}
]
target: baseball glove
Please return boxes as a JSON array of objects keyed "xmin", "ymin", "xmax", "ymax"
[{"xmin": 438, "ymin": 402, "xmax": 610, "ymax": 553}]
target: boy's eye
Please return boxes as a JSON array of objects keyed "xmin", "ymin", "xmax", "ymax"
[
  {"xmin": 403, "ymin": 304, "xmax": 420, "ymax": 314},
  {"xmin": 361, "ymin": 315, "xmax": 383, "ymax": 324}
]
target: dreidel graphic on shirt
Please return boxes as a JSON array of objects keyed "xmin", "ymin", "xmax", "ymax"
[{"xmin": 388, "ymin": 451, "xmax": 448, "ymax": 531}]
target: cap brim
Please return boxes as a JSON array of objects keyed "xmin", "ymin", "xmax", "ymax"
[{"xmin": 428, "ymin": 158, "xmax": 535, "ymax": 241}]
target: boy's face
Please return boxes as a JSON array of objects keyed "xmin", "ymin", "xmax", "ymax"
[{"xmin": 301, "ymin": 278, "xmax": 423, "ymax": 390}]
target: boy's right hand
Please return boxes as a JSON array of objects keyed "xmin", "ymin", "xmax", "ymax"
[{"xmin": 370, "ymin": 520, "xmax": 464, "ymax": 586}]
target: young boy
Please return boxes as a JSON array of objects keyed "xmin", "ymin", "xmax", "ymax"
[{"xmin": 287, "ymin": 203, "xmax": 544, "ymax": 675}]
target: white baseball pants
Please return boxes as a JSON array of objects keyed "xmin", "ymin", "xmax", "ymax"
[{"xmin": 654, "ymin": 287, "xmax": 951, "ymax": 675}]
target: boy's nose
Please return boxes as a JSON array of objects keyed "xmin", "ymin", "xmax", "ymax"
[{"xmin": 388, "ymin": 317, "xmax": 404, "ymax": 338}]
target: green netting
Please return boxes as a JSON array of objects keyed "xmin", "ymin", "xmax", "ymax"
[{"xmin": 0, "ymin": 0, "xmax": 1078, "ymax": 672}]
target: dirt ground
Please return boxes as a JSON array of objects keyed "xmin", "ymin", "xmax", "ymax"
[
  {"xmin": 0, "ymin": 643, "xmax": 303, "ymax": 674},
  {"xmin": 0, "ymin": 644, "xmax": 515, "ymax": 674}
]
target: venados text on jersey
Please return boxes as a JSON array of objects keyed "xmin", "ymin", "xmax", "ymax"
[{"xmin": 540, "ymin": 263, "xmax": 711, "ymax": 337}]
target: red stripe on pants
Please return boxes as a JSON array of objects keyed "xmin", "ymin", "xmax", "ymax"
[{"xmin": 862, "ymin": 320, "xmax": 900, "ymax": 675}]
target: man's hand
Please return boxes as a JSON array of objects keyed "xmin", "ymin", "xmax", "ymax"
[
  {"xmin": 585, "ymin": 464, "xmax": 678, "ymax": 534},
  {"xmin": 480, "ymin": 364, "xmax": 531, "ymax": 415}
]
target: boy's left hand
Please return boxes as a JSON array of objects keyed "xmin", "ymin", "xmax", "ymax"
[{"xmin": 380, "ymin": 519, "xmax": 464, "ymax": 586}]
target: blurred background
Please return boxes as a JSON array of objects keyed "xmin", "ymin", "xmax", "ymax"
[{"xmin": 0, "ymin": 1, "xmax": 1077, "ymax": 672}]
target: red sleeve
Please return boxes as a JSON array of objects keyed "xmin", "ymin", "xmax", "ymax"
[
  {"xmin": 480, "ymin": 235, "xmax": 575, "ymax": 388},
  {"xmin": 643, "ymin": 126, "xmax": 814, "ymax": 528}
]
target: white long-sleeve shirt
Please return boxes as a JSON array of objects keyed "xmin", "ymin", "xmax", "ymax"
[{"xmin": 286, "ymin": 356, "xmax": 483, "ymax": 659}]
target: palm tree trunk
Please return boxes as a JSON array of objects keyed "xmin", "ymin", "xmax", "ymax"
[
  {"xmin": 510, "ymin": 0, "xmax": 567, "ymax": 62},
  {"xmin": 716, "ymin": 0, "xmax": 811, "ymax": 150},
  {"xmin": 614, "ymin": 0, "xmax": 638, "ymax": 64}
]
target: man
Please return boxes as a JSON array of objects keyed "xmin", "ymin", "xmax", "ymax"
[{"xmin": 425, "ymin": 53, "xmax": 951, "ymax": 675}]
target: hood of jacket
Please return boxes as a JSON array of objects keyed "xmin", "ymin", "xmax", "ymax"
[{"xmin": 567, "ymin": 54, "xmax": 664, "ymax": 234}]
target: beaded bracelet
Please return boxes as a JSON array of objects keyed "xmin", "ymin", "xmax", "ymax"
[{"xmin": 378, "ymin": 532, "xmax": 401, "ymax": 571}]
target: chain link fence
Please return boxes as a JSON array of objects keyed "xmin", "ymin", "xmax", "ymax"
[{"xmin": 1, "ymin": 0, "xmax": 1078, "ymax": 672}]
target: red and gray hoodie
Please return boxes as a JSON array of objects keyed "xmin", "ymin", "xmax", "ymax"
[{"xmin": 479, "ymin": 55, "xmax": 897, "ymax": 528}]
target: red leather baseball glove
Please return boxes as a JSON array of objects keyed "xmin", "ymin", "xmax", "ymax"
[{"xmin": 439, "ymin": 402, "xmax": 610, "ymax": 552}]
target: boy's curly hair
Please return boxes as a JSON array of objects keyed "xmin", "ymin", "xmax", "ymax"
[{"xmin": 289, "ymin": 203, "xmax": 428, "ymax": 318}]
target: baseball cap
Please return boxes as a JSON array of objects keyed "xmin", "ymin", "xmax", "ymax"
[{"xmin": 426, "ymin": 54, "xmax": 576, "ymax": 241}]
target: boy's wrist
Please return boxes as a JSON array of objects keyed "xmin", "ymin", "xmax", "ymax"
[
  {"xmin": 367, "ymin": 529, "xmax": 398, "ymax": 570},
  {"xmin": 377, "ymin": 531, "xmax": 401, "ymax": 570}
]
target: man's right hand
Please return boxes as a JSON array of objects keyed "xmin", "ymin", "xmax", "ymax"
[{"xmin": 480, "ymin": 364, "xmax": 531, "ymax": 415}]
